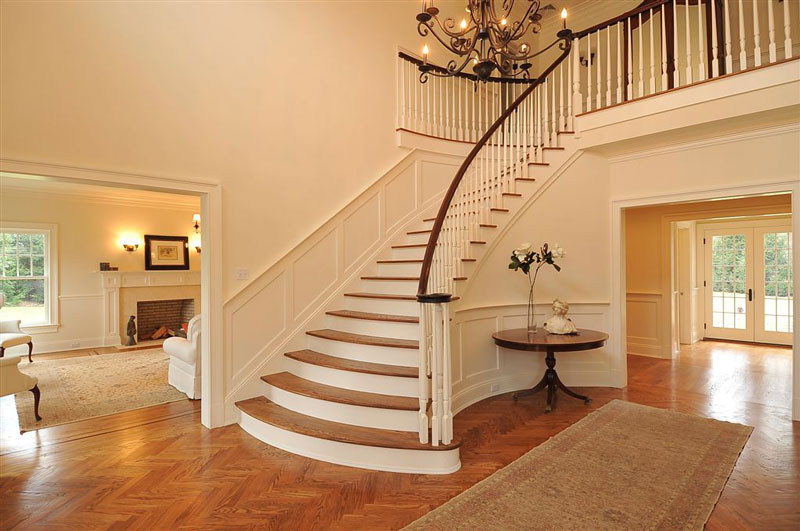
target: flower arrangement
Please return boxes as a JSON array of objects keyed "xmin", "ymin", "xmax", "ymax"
[{"xmin": 508, "ymin": 242, "xmax": 566, "ymax": 334}]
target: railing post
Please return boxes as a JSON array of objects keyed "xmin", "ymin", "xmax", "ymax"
[
  {"xmin": 418, "ymin": 293, "xmax": 452, "ymax": 447},
  {"xmin": 572, "ymin": 35, "xmax": 583, "ymax": 116},
  {"xmin": 417, "ymin": 302, "xmax": 429, "ymax": 444}
]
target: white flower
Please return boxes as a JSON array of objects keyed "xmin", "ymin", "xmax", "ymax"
[
  {"xmin": 551, "ymin": 243, "xmax": 566, "ymax": 258},
  {"xmin": 513, "ymin": 242, "xmax": 533, "ymax": 261}
]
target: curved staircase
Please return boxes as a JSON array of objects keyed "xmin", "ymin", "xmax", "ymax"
[{"xmin": 235, "ymin": 126, "xmax": 578, "ymax": 474}]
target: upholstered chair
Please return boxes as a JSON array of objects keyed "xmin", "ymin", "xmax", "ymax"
[
  {"xmin": 0, "ymin": 357, "xmax": 41, "ymax": 421},
  {"xmin": 0, "ymin": 320, "xmax": 33, "ymax": 363},
  {"xmin": 165, "ymin": 314, "xmax": 201, "ymax": 399}
]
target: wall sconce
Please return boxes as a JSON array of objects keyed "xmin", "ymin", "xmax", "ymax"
[
  {"xmin": 192, "ymin": 214, "xmax": 201, "ymax": 233},
  {"xmin": 122, "ymin": 242, "xmax": 139, "ymax": 252},
  {"xmin": 190, "ymin": 233, "xmax": 201, "ymax": 254}
]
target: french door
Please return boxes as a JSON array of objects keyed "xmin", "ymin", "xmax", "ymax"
[{"xmin": 704, "ymin": 225, "xmax": 793, "ymax": 345}]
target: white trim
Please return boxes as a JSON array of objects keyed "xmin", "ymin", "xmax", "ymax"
[
  {"xmin": 607, "ymin": 123, "xmax": 800, "ymax": 163},
  {"xmin": 0, "ymin": 158, "xmax": 224, "ymax": 429},
  {"xmin": 612, "ymin": 180, "xmax": 800, "ymax": 421}
]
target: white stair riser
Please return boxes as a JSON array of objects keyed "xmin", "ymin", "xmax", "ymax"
[
  {"xmin": 305, "ymin": 334, "xmax": 418, "ymax": 367},
  {"xmin": 262, "ymin": 382, "xmax": 418, "ymax": 432},
  {"xmin": 359, "ymin": 279, "xmax": 417, "ymax": 296},
  {"xmin": 239, "ymin": 412, "xmax": 461, "ymax": 474},
  {"xmin": 377, "ymin": 262, "xmax": 422, "ymax": 276},
  {"xmin": 404, "ymin": 232, "xmax": 431, "ymax": 245},
  {"xmin": 344, "ymin": 296, "xmax": 418, "ymax": 317},
  {"xmin": 422, "ymin": 219, "xmax": 434, "ymax": 230},
  {"xmin": 391, "ymin": 247, "xmax": 425, "ymax": 260},
  {"xmin": 325, "ymin": 314, "xmax": 419, "ymax": 340},
  {"xmin": 285, "ymin": 357, "xmax": 419, "ymax": 397}
]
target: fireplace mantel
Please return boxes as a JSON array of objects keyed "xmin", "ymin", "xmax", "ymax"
[{"xmin": 98, "ymin": 270, "xmax": 200, "ymax": 345}]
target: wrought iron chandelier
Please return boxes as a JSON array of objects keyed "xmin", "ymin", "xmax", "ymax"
[{"xmin": 416, "ymin": 0, "xmax": 568, "ymax": 83}]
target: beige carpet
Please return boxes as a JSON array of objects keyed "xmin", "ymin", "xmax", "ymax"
[
  {"xmin": 404, "ymin": 400, "xmax": 753, "ymax": 531},
  {"xmin": 14, "ymin": 349, "xmax": 187, "ymax": 432}
]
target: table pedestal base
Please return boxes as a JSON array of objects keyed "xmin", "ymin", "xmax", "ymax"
[{"xmin": 512, "ymin": 349, "xmax": 591, "ymax": 413}]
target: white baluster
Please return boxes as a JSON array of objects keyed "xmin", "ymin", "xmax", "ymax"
[
  {"xmin": 596, "ymin": 30, "xmax": 602, "ymax": 108},
  {"xmin": 767, "ymin": 0, "xmax": 777, "ymax": 63},
  {"xmin": 673, "ymin": 0, "xmax": 680, "ymax": 87},
  {"xmin": 616, "ymin": 22, "xmax": 623, "ymax": 103},
  {"xmin": 568, "ymin": 38, "xmax": 574, "ymax": 129},
  {"xmin": 753, "ymin": 0, "xmax": 762, "ymax": 67},
  {"xmin": 738, "ymin": 0, "xmax": 747, "ymax": 70},
  {"xmin": 587, "ymin": 33, "xmax": 593, "ymax": 111},
  {"xmin": 638, "ymin": 13, "xmax": 645, "ymax": 96},
  {"xmin": 544, "ymin": 79, "xmax": 551, "ymax": 147},
  {"xmin": 723, "ymin": 0, "xmax": 733, "ymax": 73},
  {"xmin": 627, "ymin": 19, "xmax": 635, "ymax": 99},
  {"xmin": 441, "ymin": 302, "xmax": 452, "ymax": 444},
  {"xmin": 430, "ymin": 302, "xmax": 440, "ymax": 447},
  {"xmin": 439, "ymin": 76, "xmax": 445, "ymax": 137},
  {"xmin": 572, "ymin": 35, "xmax": 583, "ymax": 117},
  {"xmin": 535, "ymin": 84, "xmax": 542, "ymax": 162},
  {"xmin": 606, "ymin": 26, "xmax": 612, "ymax": 106},
  {"xmin": 698, "ymin": 0, "xmax": 707, "ymax": 80},
  {"xmin": 559, "ymin": 63, "xmax": 565, "ymax": 131},
  {"xmin": 649, "ymin": 8, "xmax": 656, "ymax": 94},
  {"xmin": 551, "ymin": 71, "xmax": 557, "ymax": 137},
  {"xmin": 711, "ymin": 0, "xmax": 720, "ymax": 77},
  {"xmin": 783, "ymin": 0, "xmax": 793, "ymax": 59},
  {"xmin": 661, "ymin": 7, "xmax": 669, "ymax": 90},
  {"xmin": 686, "ymin": 0, "xmax": 694, "ymax": 83}
]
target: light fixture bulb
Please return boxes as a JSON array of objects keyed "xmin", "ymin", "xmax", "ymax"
[
  {"xmin": 561, "ymin": 8, "xmax": 567, "ymax": 19},
  {"xmin": 460, "ymin": 18, "xmax": 467, "ymax": 29},
  {"xmin": 501, "ymin": 18, "xmax": 507, "ymax": 26},
  {"xmin": 192, "ymin": 214, "xmax": 201, "ymax": 222},
  {"xmin": 422, "ymin": 44, "xmax": 429, "ymax": 55},
  {"xmin": 473, "ymin": 57, "xmax": 478, "ymax": 64}
]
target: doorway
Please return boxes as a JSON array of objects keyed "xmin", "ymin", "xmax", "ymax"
[{"xmin": 700, "ymin": 219, "xmax": 793, "ymax": 346}]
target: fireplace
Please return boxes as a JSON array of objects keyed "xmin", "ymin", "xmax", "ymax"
[{"xmin": 136, "ymin": 299, "xmax": 195, "ymax": 340}]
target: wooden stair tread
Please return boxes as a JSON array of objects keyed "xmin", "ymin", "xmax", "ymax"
[
  {"xmin": 392, "ymin": 243, "xmax": 427, "ymax": 249},
  {"xmin": 528, "ymin": 162, "xmax": 550, "ymax": 166},
  {"xmin": 502, "ymin": 193, "xmax": 522, "ymax": 197},
  {"xmin": 361, "ymin": 276, "xmax": 419, "ymax": 281},
  {"xmin": 558, "ymin": 130, "xmax": 575, "ymax": 134},
  {"xmin": 470, "ymin": 240, "xmax": 486, "ymax": 244},
  {"xmin": 407, "ymin": 229, "xmax": 432, "ymax": 235},
  {"xmin": 236, "ymin": 397, "xmax": 460, "ymax": 451},
  {"xmin": 261, "ymin": 372, "xmax": 418, "ymax": 410},
  {"xmin": 326, "ymin": 309, "xmax": 419, "ymax": 324},
  {"xmin": 490, "ymin": 207, "xmax": 509, "ymax": 212},
  {"xmin": 516, "ymin": 177, "xmax": 537, "ymax": 181},
  {"xmin": 285, "ymin": 350, "xmax": 418, "ymax": 378},
  {"xmin": 542, "ymin": 146, "xmax": 565, "ymax": 150},
  {"xmin": 423, "ymin": 217, "xmax": 436, "ymax": 222},
  {"xmin": 307, "ymin": 329, "xmax": 418, "ymax": 349},
  {"xmin": 376, "ymin": 259, "xmax": 423, "ymax": 264},
  {"xmin": 345, "ymin": 292, "xmax": 416, "ymax": 301},
  {"xmin": 479, "ymin": 223, "xmax": 497, "ymax": 228}
]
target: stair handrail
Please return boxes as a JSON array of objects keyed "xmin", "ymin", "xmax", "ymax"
[{"xmin": 416, "ymin": 30, "xmax": 574, "ymax": 299}]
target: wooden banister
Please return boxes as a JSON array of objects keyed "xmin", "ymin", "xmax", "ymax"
[
  {"xmin": 398, "ymin": 51, "xmax": 537, "ymax": 85},
  {"xmin": 416, "ymin": 33, "xmax": 574, "ymax": 298}
]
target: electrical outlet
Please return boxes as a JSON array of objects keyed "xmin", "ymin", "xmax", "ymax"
[
  {"xmin": 235, "ymin": 267, "xmax": 249, "ymax": 280},
  {"xmin": 490, "ymin": 383, "xmax": 500, "ymax": 392}
]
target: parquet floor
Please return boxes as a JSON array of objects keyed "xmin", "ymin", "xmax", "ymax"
[{"xmin": 1, "ymin": 341, "xmax": 798, "ymax": 530}]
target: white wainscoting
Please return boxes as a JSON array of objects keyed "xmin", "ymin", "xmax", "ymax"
[
  {"xmin": 626, "ymin": 291, "xmax": 666, "ymax": 358},
  {"xmin": 450, "ymin": 302, "xmax": 612, "ymax": 416},
  {"xmin": 222, "ymin": 149, "xmax": 464, "ymax": 423}
]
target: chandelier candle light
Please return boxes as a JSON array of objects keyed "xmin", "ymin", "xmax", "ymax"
[
  {"xmin": 416, "ymin": 0, "xmax": 570, "ymax": 82},
  {"xmin": 508, "ymin": 242, "xmax": 565, "ymax": 337}
]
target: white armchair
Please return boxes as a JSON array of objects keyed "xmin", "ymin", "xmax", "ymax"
[
  {"xmin": 165, "ymin": 314, "xmax": 201, "ymax": 399},
  {"xmin": 0, "ymin": 320, "xmax": 33, "ymax": 363},
  {"xmin": 0, "ymin": 357, "xmax": 41, "ymax": 421}
]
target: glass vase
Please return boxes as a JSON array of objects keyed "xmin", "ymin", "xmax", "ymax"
[{"xmin": 527, "ymin": 282, "xmax": 537, "ymax": 338}]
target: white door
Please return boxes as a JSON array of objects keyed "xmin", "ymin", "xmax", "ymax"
[
  {"xmin": 704, "ymin": 229, "xmax": 754, "ymax": 341},
  {"xmin": 754, "ymin": 226, "xmax": 794, "ymax": 345}
]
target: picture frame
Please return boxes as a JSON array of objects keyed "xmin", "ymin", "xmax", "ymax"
[{"xmin": 144, "ymin": 235, "xmax": 190, "ymax": 270}]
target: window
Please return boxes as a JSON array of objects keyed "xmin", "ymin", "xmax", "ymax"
[{"xmin": 0, "ymin": 223, "xmax": 58, "ymax": 329}]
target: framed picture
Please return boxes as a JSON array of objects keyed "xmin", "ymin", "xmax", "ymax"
[{"xmin": 144, "ymin": 235, "xmax": 190, "ymax": 270}]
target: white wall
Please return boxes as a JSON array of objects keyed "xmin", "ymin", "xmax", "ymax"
[
  {"xmin": 0, "ymin": 0, "xmax": 423, "ymax": 299},
  {"xmin": 0, "ymin": 186, "xmax": 200, "ymax": 352}
]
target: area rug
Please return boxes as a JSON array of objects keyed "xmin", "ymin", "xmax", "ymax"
[
  {"xmin": 14, "ymin": 349, "xmax": 186, "ymax": 432},
  {"xmin": 404, "ymin": 400, "xmax": 753, "ymax": 531}
]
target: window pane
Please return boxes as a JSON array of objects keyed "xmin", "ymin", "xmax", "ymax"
[
  {"xmin": 762, "ymin": 231, "xmax": 793, "ymax": 334},
  {"xmin": 30, "ymin": 234, "xmax": 44, "ymax": 255},
  {"xmin": 17, "ymin": 234, "xmax": 31, "ymax": 254},
  {"xmin": 0, "ymin": 279, "xmax": 46, "ymax": 324},
  {"xmin": 2, "ymin": 256, "xmax": 17, "ymax": 277},
  {"xmin": 17, "ymin": 256, "xmax": 31, "ymax": 276},
  {"xmin": 32, "ymin": 256, "xmax": 45, "ymax": 276},
  {"xmin": 1, "ymin": 233, "xmax": 17, "ymax": 254}
]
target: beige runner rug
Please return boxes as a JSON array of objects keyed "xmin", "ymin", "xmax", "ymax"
[
  {"xmin": 405, "ymin": 400, "xmax": 752, "ymax": 531},
  {"xmin": 14, "ymin": 349, "xmax": 186, "ymax": 432}
]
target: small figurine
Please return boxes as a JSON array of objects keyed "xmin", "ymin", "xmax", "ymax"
[
  {"xmin": 126, "ymin": 315, "xmax": 137, "ymax": 346},
  {"xmin": 544, "ymin": 299, "xmax": 578, "ymax": 335}
]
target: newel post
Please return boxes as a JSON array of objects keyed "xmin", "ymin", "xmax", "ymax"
[{"xmin": 418, "ymin": 293, "xmax": 453, "ymax": 446}]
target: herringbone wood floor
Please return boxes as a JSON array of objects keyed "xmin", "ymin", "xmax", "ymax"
[{"xmin": 1, "ymin": 342, "xmax": 798, "ymax": 530}]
